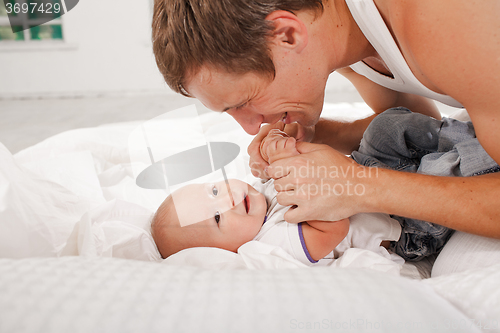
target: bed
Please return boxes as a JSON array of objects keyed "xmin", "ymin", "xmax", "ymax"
[{"xmin": 0, "ymin": 102, "xmax": 499, "ymax": 333}]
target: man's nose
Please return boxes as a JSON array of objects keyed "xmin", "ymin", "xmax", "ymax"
[{"xmin": 227, "ymin": 110, "xmax": 262, "ymax": 135}]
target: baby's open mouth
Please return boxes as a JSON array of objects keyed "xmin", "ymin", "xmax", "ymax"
[{"xmin": 244, "ymin": 194, "xmax": 249, "ymax": 213}]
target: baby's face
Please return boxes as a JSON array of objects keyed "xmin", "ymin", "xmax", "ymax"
[{"xmin": 170, "ymin": 179, "xmax": 267, "ymax": 252}]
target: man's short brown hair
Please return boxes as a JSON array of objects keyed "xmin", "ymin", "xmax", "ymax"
[{"xmin": 152, "ymin": 0, "xmax": 324, "ymax": 96}]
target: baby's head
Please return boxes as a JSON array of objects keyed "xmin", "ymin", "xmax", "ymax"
[{"xmin": 151, "ymin": 179, "xmax": 267, "ymax": 258}]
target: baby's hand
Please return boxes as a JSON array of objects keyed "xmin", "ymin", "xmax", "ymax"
[{"xmin": 260, "ymin": 129, "xmax": 300, "ymax": 164}]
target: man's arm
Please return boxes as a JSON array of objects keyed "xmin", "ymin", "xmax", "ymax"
[
  {"xmin": 398, "ymin": 0, "xmax": 500, "ymax": 163},
  {"xmin": 369, "ymin": 170, "xmax": 500, "ymax": 238},
  {"xmin": 301, "ymin": 219, "xmax": 350, "ymax": 261},
  {"xmin": 267, "ymin": 0, "xmax": 500, "ymax": 240},
  {"xmin": 312, "ymin": 68, "xmax": 441, "ymax": 154},
  {"xmin": 353, "ymin": 0, "xmax": 500, "ymax": 238},
  {"xmin": 268, "ymin": 142, "xmax": 500, "ymax": 239},
  {"xmin": 336, "ymin": 67, "xmax": 442, "ymax": 119},
  {"xmin": 311, "ymin": 115, "xmax": 376, "ymax": 154},
  {"xmin": 328, "ymin": 0, "xmax": 500, "ymax": 237}
]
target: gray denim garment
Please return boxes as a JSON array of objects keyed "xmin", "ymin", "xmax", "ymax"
[{"xmin": 351, "ymin": 107, "xmax": 500, "ymax": 261}]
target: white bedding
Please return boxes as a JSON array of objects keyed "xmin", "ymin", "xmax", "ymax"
[
  {"xmin": 0, "ymin": 256, "xmax": 494, "ymax": 333},
  {"xmin": 1, "ymin": 103, "xmax": 499, "ymax": 332}
]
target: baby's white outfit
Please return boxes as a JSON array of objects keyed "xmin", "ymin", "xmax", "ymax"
[
  {"xmin": 345, "ymin": 0, "xmax": 463, "ymax": 108},
  {"xmin": 252, "ymin": 180, "xmax": 401, "ymax": 266}
]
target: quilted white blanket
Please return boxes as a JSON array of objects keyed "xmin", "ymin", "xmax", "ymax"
[{"xmin": 0, "ymin": 256, "xmax": 498, "ymax": 333}]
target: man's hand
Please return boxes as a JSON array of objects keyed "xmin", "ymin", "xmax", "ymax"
[{"xmin": 267, "ymin": 141, "xmax": 371, "ymax": 223}]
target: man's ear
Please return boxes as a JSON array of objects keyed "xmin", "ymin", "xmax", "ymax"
[{"xmin": 266, "ymin": 10, "xmax": 308, "ymax": 53}]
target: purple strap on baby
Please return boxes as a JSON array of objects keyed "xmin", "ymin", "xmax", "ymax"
[{"xmin": 298, "ymin": 223, "xmax": 318, "ymax": 263}]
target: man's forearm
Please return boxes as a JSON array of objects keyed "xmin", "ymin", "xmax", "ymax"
[
  {"xmin": 338, "ymin": 67, "xmax": 441, "ymax": 120},
  {"xmin": 365, "ymin": 168, "xmax": 500, "ymax": 238},
  {"xmin": 313, "ymin": 115, "xmax": 377, "ymax": 154}
]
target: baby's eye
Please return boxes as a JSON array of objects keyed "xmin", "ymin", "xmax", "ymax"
[
  {"xmin": 214, "ymin": 211, "xmax": 220, "ymax": 224},
  {"xmin": 212, "ymin": 185, "xmax": 218, "ymax": 196}
]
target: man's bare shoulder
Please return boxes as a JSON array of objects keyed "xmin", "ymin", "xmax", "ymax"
[
  {"xmin": 391, "ymin": 0, "xmax": 500, "ymax": 104},
  {"xmin": 396, "ymin": 0, "xmax": 499, "ymax": 50}
]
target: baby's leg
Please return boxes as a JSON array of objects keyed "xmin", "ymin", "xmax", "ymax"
[
  {"xmin": 260, "ymin": 129, "xmax": 300, "ymax": 164},
  {"xmin": 354, "ymin": 108, "xmax": 499, "ymax": 261},
  {"xmin": 351, "ymin": 108, "xmax": 453, "ymax": 261},
  {"xmin": 391, "ymin": 215, "xmax": 454, "ymax": 261},
  {"xmin": 351, "ymin": 107, "xmax": 444, "ymax": 172}
]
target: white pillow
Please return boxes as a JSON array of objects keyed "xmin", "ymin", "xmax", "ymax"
[
  {"xmin": 61, "ymin": 199, "xmax": 161, "ymax": 261},
  {"xmin": 432, "ymin": 231, "xmax": 500, "ymax": 277},
  {"xmin": 426, "ymin": 263, "xmax": 500, "ymax": 326}
]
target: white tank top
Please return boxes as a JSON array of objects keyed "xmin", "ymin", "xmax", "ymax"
[{"xmin": 345, "ymin": 0, "xmax": 463, "ymax": 108}]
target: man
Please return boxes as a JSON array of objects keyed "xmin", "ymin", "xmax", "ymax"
[{"xmin": 152, "ymin": 0, "xmax": 500, "ymax": 238}]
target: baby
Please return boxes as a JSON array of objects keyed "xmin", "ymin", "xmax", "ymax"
[{"xmin": 151, "ymin": 130, "xmax": 401, "ymax": 265}]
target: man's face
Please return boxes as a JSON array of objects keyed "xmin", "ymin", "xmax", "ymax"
[{"xmin": 185, "ymin": 65, "xmax": 327, "ymax": 135}]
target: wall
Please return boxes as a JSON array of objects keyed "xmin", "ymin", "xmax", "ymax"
[
  {"xmin": 0, "ymin": 0, "xmax": 168, "ymax": 98},
  {"xmin": 0, "ymin": 0, "xmax": 354, "ymax": 99}
]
